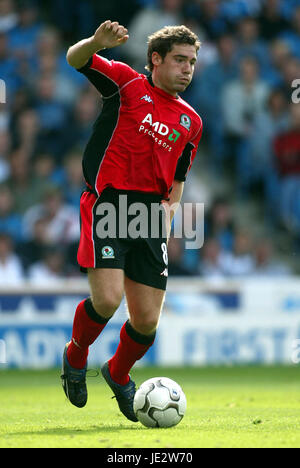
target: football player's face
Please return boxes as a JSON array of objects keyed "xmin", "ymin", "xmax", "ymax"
[{"xmin": 152, "ymin": 44, "xmax": 197, "ymax": 95}]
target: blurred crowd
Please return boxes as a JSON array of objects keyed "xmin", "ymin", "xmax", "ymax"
[
  {"xmin": 168, "ymin": 196, "xmax": 292, "ymax": 280},
  {"xmin": 0, "ymin": 0, "xmax": 299, "ymax": 284}
]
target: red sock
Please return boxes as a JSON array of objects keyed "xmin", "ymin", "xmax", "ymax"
[
  {"xmin": 108, "ymin": 320, "xmax": 156, "ymax": 385},
  {"xmin": 67, "ymin": 298, "xmax": 110, "ymax": 369}
]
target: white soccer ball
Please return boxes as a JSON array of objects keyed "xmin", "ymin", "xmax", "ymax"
[{"xmin": 133, "ymin": 377, "xmax": 187, "ymax": 428}]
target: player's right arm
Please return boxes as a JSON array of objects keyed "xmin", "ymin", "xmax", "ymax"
[
  {"xmin": 66, "ymin": 21, "xmax": 138, "ymax": 97},
  {"xmin": 66, "ymin": 20, "xmax": 129, "ymax": 69}
]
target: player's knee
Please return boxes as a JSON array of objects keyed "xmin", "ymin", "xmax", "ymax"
[
  {"xmin": 92, "ymin": 293, "xmax": 122, "ymax": 318},
  {"xmin": 131, "ymin": 315, "xmax": 159, "ymax": 336}
]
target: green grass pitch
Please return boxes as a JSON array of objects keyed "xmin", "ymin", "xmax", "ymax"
[{"xmin": 1, "ymin": 366, "xmax": 300, "ymax": 448}]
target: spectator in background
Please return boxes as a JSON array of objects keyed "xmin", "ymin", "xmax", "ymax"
[
  {"xmin": 22, "ymin": 185, "xmax": 80, "ymax": 244},
  {"xmin": 33, "ymin": 72, "xmax": 68, "ymax": 159},
  {"xmin": 205, "ymin": 197, "xmax": 235, "ymax": 252},
  {"xmin": 279, "ymin": 5, "xmax": 300, "ymax": 60},
  {"xmin": 35, "ymin": 25, "xmax": 60, "ymax": 56},
  {"xmin": 0, "ymin": 32, "xmax": 23, "ymax": 100},
  {"xmin": 221, "ymin": 0, "xmax": 262, "ymax": 21},
  {"xmin": 252, "ymin": 237, "xmax": 292, "ymax": 277},
  {"xmin": 61, "ymin": 149, "xmax": 85, "ymax": 208},
  {"xmin": 10, "ymin": 107, "xmax": 40, "ymax": 156},
  {"xmin": 45, "ymin": 148, "xmax": 85, "ymax": 208},
  {"xmin": 249, "ymin": 89, "xmax": 289, "ymax": 218},
  {"xmin": 0, "ymin": 129, "xmax": 10, "ymax": 181},
  {"xmin": 258, "ymin": 0, "xmax": 289, "ymax": 41},
  {"xmin": 0, "ymin": 184, "xmax": 22, "ymax": 242},
  {"xmin": 193, "ymin": 33, "xmax": 238, "ymax": 172},
  {"xmin": 32, "ymin": 150, "xmax": 56, "ymax": 183},
  {"xmin": 0, "ymin": 232, "xmax": 24, "ymax": 285},
  {"xmin": 262, "ymin": 39, "xmax": 291, "ymax": 87},
  {"xmin": 199, "ymin": 238, "xmax": 225, "ymax": 281},
  {"xmin": 280, "ymin": 0, "xmax": 300, "ymax": 20},
  {"xmin": 235, "ymin": 17, "xmax": 269, "ymax": 72},
  {"xmin": 274, "ymin": 105, "xmax": 300, "ymax": 175},
  {"xmin": 219, "ymin": 230, "xmax": 255, "ymax": 277},
  {"xmin": 34, "ymin": 72, "xmax": 66, "ymax": 130},
  {"xmin": 5, "ymin": 146, "xmax": 46, "ymax": 213},
  {"xmin": 273, "ymin": 103, "xmax": 300, "ymax": 231},
  {"xmin": 63, "ymin": 89, "xmax": 99, "ymax": 151},
  {"xmin": 222, "ymin": 56, "xmax": 270, "ymax": 194},
  {"xmin": 122, "ymin": 0, "xmax": 184, "ymax": 72},
  {"xmin": 49, "ymin": 0, "xmax": 96, "ymax": 43},
  {"xmin": 0, "ymin": 0, "xmax": 18, "ymax": 34},
  {"xmin": 9, "ymin": 85, "xmax": 34, "ymax": 119},
  {"xmin": 279, "ymin": 56, "xmax": 300, "ymax": 101},
  {"xmin": 248, "ymin": 88, "xmax": 289, "ymax": 186},
  {"xmin": 28, "ymin": 246, "xmax": 67, "ymax": 285},
  {"xmin": 187, "ymin": 0, "xmax": 231, "ymax": 41},
  {"xmin": 167, "ymin": 236, "xmax": 194, "ymax": 276},
  {"xmin": 94, "ymin": 0, "xmax": 142, "ymax": 31},
  {"xmin": 17, "ymin": 216, "xmax": 52, "ymax": 270},
  {"xmin": 32, "ymin": 26, "xmax": 87, "ymax": 107},
  {"xmin": 36, "ymin": 51, "xmax": 77, "ymax": 106},
  {"xmin": 7, "ymin": 0, "xmax": 42, "ymax": 61},
  {"xmin": 35, "ymin": 26, "xmax": 86, "ymax": 90}
]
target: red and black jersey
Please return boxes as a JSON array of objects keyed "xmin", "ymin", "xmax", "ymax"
[{"xmin": 77, "ymin": 54, "xmax": 203, "ymax": 199}]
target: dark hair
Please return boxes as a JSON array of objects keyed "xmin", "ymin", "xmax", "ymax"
[{"xmin": 146, "ymin": 25, "xmax": 201, "ymax": 72}]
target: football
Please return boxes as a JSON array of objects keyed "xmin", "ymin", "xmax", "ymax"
[{"xmin": 133, "ymin": 377, "xmax": 187, "ymax": 428}]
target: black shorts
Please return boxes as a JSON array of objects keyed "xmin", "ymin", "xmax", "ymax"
[{"xmin": 77, "ymin": 187, "xmax": 168, "ymax": 290}]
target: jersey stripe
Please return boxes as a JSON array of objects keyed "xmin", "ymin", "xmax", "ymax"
[
  {"xmin": 82, "ymin": 87, "xmax": 121, "ymax": 193},
  {"xmin": 94, "ymin": 90, "xmax": 122, "ymax": 196},
  {"xmin": 77, "ymin": 192, "xmax": 97, "ymax": 268}
]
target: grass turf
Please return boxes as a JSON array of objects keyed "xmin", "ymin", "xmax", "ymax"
[{"xmin": 0, "ymin": 366, "xmax": 300, "ymax": 448}]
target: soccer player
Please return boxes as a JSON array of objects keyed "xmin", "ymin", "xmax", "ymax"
[{"xmin": 61, "ymin": 20, "xmax": 203, "ymax": 421}]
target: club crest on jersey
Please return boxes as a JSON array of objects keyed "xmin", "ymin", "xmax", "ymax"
[
  {"xmin": 141, "ymin": 94, "xmax": 153, "ymax": 104},
  {"xmin": 180, "ymin": 114, "xmax": 191, "ymax": 131},
  {"xmin": 101, "ymin": 246, "xmax": 115, "ymax": 259}
]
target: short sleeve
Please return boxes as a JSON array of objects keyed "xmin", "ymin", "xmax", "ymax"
[{"xmin": 77, "ymin": 54, "xmax": 139, "ymax": 98}]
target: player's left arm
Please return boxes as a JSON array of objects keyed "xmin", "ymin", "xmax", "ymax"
[
  {"xmin": 163, "ymin": 118, "xmax": 203, "ymax": 239},
  {"xmin": 161, "ymin": 180, "xmax": 184, "ymax": 241}
]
